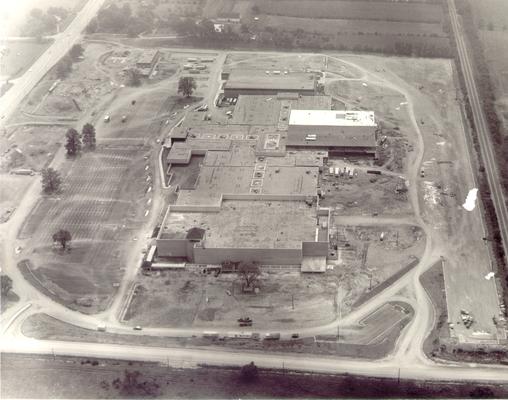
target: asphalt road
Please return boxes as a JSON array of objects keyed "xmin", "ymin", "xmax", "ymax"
[
  {"xmin": 448, "ymin": 0, "xmax": 508, "ymax": 264},
  {"xmin": 3, "ymin": 337, "xmax": 508, "ymax": 383},
  {"xmin": 0, "ymin": 0, "xmax": 107, "ymax": 126}
]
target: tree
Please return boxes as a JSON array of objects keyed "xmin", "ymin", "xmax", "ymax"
[
  {"xmin": 86, "ymin": 18, "xmax": 98, "ymax": 34},
  {"xmin": 178, "ymin": 76, "xmax": 196, "ymax": 98},
  {"xmin": 69, "ymin": 43, "xmax": 84, "ymax": 60},
  {"xmin": 82, "ymin": 123, "xmax": 96, "ymax": 150},
  {"xmin": 1, "ymin": 275, "xmax": 13, "ymax": 297},
  {"xmin": 112, "ymin": 370, "xmax": 160, "ymax": 396},
  {"xmin": 65, "ymin": 128, "xmax": 81, "ymax": 156},
  {"xmin": 56, "ymin": 54, "xmax": 73, "ymax": 78},
  {"xmin": 125, "ymin": 68, "xmax": 141, "ymax": 87},
  {"xmin": 240, "ymin": 362, "xmax": 259, "ymax": 382},
  {"xmin": 238, "ymin": 262, "xmax": 261, "ymax": 289},
  {"xmin": 41, "ymin": 167, "xmax": 62, "ymax": 194},
  {"xmin": 52, "ymin": 229, "xmax": 72, "ymax": 250}
]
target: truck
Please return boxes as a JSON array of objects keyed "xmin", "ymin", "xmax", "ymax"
[
  {"xmin": 264, "ymin": 332, "xmax": 280, "ymax": 340},
  {"xmin": 97, "ymin": 323, "xmax": 107, "ymax": 332},
  {"xmin": 187, "ymin": 57, "xmax": 198, "ymax": 62}
]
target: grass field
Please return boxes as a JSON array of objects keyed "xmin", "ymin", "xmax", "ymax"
[
  {"xmin": 17, "ymin": 144, "xmax": 152, "ymax": 312},
  {"xmin": 258, "ymin": 15, "xmax": 444, "ymax": 37},
  {"xmin": 6, "ymin": 353, "xmax": 507, "ymax": 399},
  {"xmin": 470, "ymin": 0, "xmax": 508, "ymax": 30},
  {"xmin": 0, "ymin": 40, "xmax": 52, "ymax": 79},
  {"xmin": 255, "ymin": 0, "xmax": 444, "ymax": 23}
]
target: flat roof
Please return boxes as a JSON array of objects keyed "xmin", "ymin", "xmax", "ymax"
[
  {"xmin": 225, "ymin": 71, "xmax": 316, "ymax": 91},
  {"xmin": 231, "ymin": 95, "xmax": 332, "ymax": 126},
  {"xmin": 231, "ymin": 96, "xmax": 281, "ymax": 125},
  {"xmin": 137, "ymin": 49, "xmax": 159, "ymax": 64},
  {"xmin": 167, "ymin": 143, "xmax": 192, "ymax": 163},
  {"xmin": 287, "ymin": 125, "xmax": 377, "ymax": 148},
  {"xmin": 289, "ymin": 110, "xmax": 376, "ymax": 127},
  {"xmin": 175, "ymin": 164, "xmax": 318, "ymax": 206},
  {"xmin": 162, "ymin": 200, "xmax": 317, "ymax": 248}
]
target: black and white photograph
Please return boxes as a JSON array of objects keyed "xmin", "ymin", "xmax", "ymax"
[{"xmin": 1, "ymin": 0, "xmax": 508, "ymax": 398}]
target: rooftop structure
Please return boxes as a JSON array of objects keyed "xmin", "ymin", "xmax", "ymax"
[
  {"xmin": 289, "ymin": 110, "xmax": 376, "ymax": 127},
  {"xmin": 223, "ymin": 69, "xmax": 317, "ymax": 98},
  {"xmin": 161, "ymin": 200, "xmax": 316, "ymax": 248},
  {"xmin": 231, "ymin": 95, "xmax": 332, "ymax": 126},
  {"xmin": 287, "ymin": 110, "xmax": 378, "ymax": 155}
]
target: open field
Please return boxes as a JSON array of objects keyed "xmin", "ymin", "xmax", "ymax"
[
  {"xmin": 5, "ymin": 353, "xmax": 507, "ymax": 399},
  {"xmin": 255, "ymin": 0, "xmax": 443, "ymax": 23},
  {"xmin": 17, "ymin": 144, "xmax": 152, "ymax": 312},
  {"xmin": 319, "ymin": 168, "xmax": 411, "ymax": 216},
  {"xmin": 478, "ymin": 31, "xmax": 508, "ymax": 131},
  {"xmin": 124, "ymin": 269, "xmax": 339, "ymax": 329},
  {"xmin": 0, "ymin": 175, "xmax": 32, "ymax": 223},
  {"xmin": 23, "ymin": 301, "xmax": 413, "ymax": 358},
  {"xmin": 1, "ymin": 0, "xmax": 87, "ymax": 36},
  {"xmin": 0, "ymin": 40, "xmax": 53, "ymax": 79},
  {"xmin": 333, "ymin": 224, "xmax": 425, "ymax": 288},
  {"xmin": 225, "ymin": 53, "xmax": 327, "ymax": 73},
  {"xmin": 470, "ymin": 0, "xmax": 508, "ymax": 31},
  {"xmin": 0, "ymin": 125, "xmax": 66, "ymax": 173},
  {"xmin": 20, "ymin": 42, "xmax": 116, "ymax": 119},
  {"xmin": 257, "ymin": 15, "xmax": 445, "ymax": 37}
]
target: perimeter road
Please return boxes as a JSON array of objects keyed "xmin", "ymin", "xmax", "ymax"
[{"xmin": 448, "ymin": 0, "xmax": 508, "ymax": 265}]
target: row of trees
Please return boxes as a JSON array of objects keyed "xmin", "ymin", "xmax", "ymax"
[
  {"xmin": 41, "ymin": 123, "xmax": 96, "ymax": 195},
  {"xmin": 21, "ymin": 7, "xmax": 69, "ymax": 37},
  {"xmin": 86, "ymin": 3, "xmax": 154, "ymax": 37},
  {"xmin": 65, "ymin": 123, "xmax": 96, "ymax": 156},
  {"xmin": 56, "ymin": 43, "xmax": 84, "ymax": 79}
]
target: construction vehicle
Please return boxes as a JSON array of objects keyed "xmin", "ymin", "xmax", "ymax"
[{"xmin": 461, "ymin": 310, "xmax": 474, "ymax": 328}]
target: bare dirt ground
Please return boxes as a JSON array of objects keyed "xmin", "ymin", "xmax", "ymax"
[
  {"xmin": 342, "ymin": 54, "xmax": 505, "ymax": 342},
  {"xmin": 319, "ymin": 168, "xmax": 410, "ymax": 216},
  {"xmin": 0, "ymin": 175, "xmax": 32, "ymax": 223},
  {"xmin": 124, "ymin": 269, "xmax": 339, "ymax": 329}
]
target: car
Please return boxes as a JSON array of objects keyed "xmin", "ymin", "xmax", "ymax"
[
  {"xmin": 15, "ymin": 246, "xmax": 22, "ymax": 254},
  {"xmin": 104, "ymin": 115, "xmax": 110, "ymax": 122},
  {"xmin": 226, "ymin": 290, "xmax": 232, "ymax": 296},
  {"xmin": 291, "ymin": 333, "xmax": 299, "ymax": 339},
  {"xmin": 133, "ymin": 326, "xmax": 142, "ymax": 330},
  {"xmin": 237, "ymin": 317, "xmax": 252, "ymax": 323},
  {"xmin": 121, "ymin": 115, "xmax": 127, "ymax": 122}
]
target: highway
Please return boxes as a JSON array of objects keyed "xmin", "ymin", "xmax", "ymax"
[
  {"xmin": 448, "ymin": 0, "xmax": 508, "ymax": 264},
  {"xmin": 3, "ymin": 337, "xmax": 508, "ymax": 383},
  {"xmin": 0, "ymin": 0, "xmax": 107, "ymax": 125}
]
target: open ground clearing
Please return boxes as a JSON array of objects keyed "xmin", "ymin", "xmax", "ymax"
[
  {"xmin": 331, "ymin": 224, "xmax": 425, "ymax": 292},
  {"xmin": 319, "ymin": 168, "xmax": 410, "ymax": 216},
  {"xmin": 0, "ymin": 175, "xmax": 32, "ymax": 224},
  {"xmin": 1, "ymin": 0, "xmax": 87, "ymax": 37},
  {"xmin": 0, "ymin": 40, "xmax": 53, "ymax": 79},
  {"xmin": 124, "ymin": 269, "xmax": 339, "ymax": 329},
  {"xmin": 254, "ymin": 0, "xmax": 443, "ymax": 22},
  {"xmin": 23, "ymin": 301, "xmax": 412, "ymax": 359},
  {"xmin": 0, "ymin": 125, "xmax": 66, "ymax": 173},
  {"xmin": 5, "ymin": 353, "xmax": 507, "ymax": 399},
  {"xmin": 344, "ymin": 54, "xmax": 505, "ymax": 342},
  {"xmin": 17, "ymin": 144, "xmax": 152, "ymax": 312}
]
